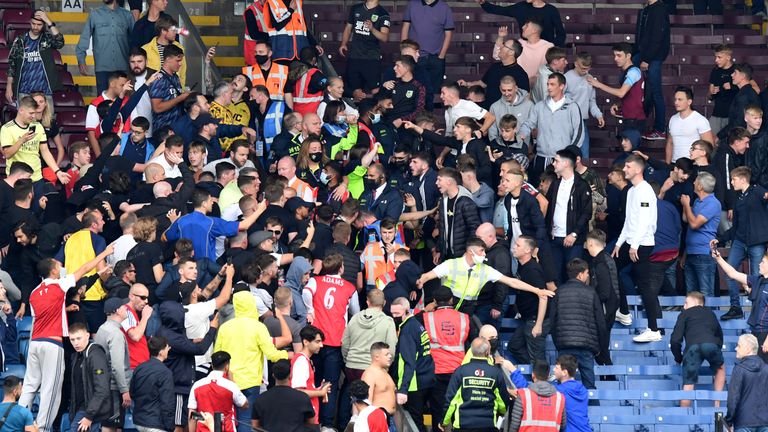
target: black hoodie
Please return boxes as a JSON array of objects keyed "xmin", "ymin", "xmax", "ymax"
[{"xmin": 383, "ymin": 260, "xmax": 421, "ymax": 314}]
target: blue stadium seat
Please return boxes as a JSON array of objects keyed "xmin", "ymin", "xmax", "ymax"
[
  {"xmin": 643, "ymin": 407, "xmax": 692, "ymax": 416},
  {"xmin": 589, "ymin": 414, "xmax": 657, "ymax": 432},
  {"xmin": 627, "ymin": 379, "xmax": 679, "ymax": 391}
]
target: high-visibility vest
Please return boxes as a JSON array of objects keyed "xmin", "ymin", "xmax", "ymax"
[
  {"xmin": 362, "ymin": 242, "xmax": 388, "ymax": 287},
  {"xmin": 293, "ymin": 68, "xmax": 324, "ymax": 115},
  {"xmin": 423, "ymin": 308, "xmax": 470, "ymax": 374},
  {"xmin": 289, "ymin": 176, "xmax": 316, "ymax": 202},
  {"xmin": 263, "ymin": 100, "xmax": 286, "ymax": 147},
  {"xmin": 263, "ymin": 0, "xmax": 309, "ymax": 62},
  {"xmin": 517, "ymin": 388, "xmax": 565, "ymax": 432},
  {"xmin": 242, "ymin": 62, "xmax": 288, "ymax": 100},
  {"xmin": 440, "ymin": 259, "xmax": 492, "ymax": 310},
  {"xmin": 244, "ymin": 2, "xmax": 268, "ymax": 66},
  {"xmin": 375, "ymin": 270, "xmax": 395, "ymax": 290}
]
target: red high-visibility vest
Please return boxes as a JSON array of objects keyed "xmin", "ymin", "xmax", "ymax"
[
  {"xmin": 243, "ymin": 2, "xmax": 267, "ymax": 66},
  {"xmin": 423, "ymin": 308, "xmax": 469, "ymax": 374},
  {"xmin": 293, "ymin": 68, "xmax": 324, "ymax": 115},
  {"xmin": 516, "ymin": 388, "xmax": 565, "ymax": 432}
]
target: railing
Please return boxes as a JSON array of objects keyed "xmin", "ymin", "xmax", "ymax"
[{"xmin": 165, "ymin": 0, "xmax": 221, "ymax": 93}]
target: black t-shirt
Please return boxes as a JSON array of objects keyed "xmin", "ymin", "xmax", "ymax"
[
  {"xmin": 73, "ymin": 353, "xmax": 86, "ymax": 410},
  {"xmin": 127, "ymin": 241, "xmax": 164, "ymax": 290},
  {"xmin": 347, "ymin": 3, "xmax": 391, "ymax": 59},
  {"xmin": 516, "ymin": 258, "xmax": 548, "ymax": 321},
  {"xmin": 44, "ymin": 120, "xmax": 60, "ymax": 140},
  {"xmin": 709, "ymin": 65, "xmax": 736, "ymax": 118},
  {"xmin": 324, "ymin": 242, "xmax": 361, "ymax": 286},
  {"xmin": 252, "ymin": 385, "xmax": 315, "ymax": 432},
  {"xmin": 482, "ymin": 62, "xmax": 530, "ymax": 104}
]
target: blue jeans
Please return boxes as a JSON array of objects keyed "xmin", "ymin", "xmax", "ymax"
[
  {"xmin": 558, "ymin": 348, "xmax": 596, "ymax": 390},
  {"xmin": 549, "ymin": 237, "xmax": 585, "ymax": 284},
  {"xmin": 580, "ymin": 120, "xmax": 590, "ymax": 159},
  {"xmin": 726, "ymin": 240, "xmax": 765, "ymax": 307},
  {"xmin": 632, "ymin": 54, "xmax": 665, "ymax": 132},
  {"xmin": 235, "ymin": 386, "xmax": 261, "ymax": 432},
  {"xmin": 70, "ymin": 411, "xmax": 100, "ymax": 432},
  {"xmin": 315, "ymin": 346, "xmax": 343, "ymax": 428},
  {"xmin": 684, "ymin": 254, "xmax": 717, "ymax": 296}
]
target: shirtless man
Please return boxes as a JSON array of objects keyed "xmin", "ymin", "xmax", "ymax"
[{"xmin": 362, "ymin": 342, "xmax": 396, "ymax": 418}]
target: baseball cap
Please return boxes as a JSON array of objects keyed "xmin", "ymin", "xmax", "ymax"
[
  {"xmin": 103, "ymin": 297, "xmax": 129, "ymax": 315},
  {"xmin": 248, "ymin": 231, "xmax": 273, "ymax": 248},
  {"xmin": 193, "ymin": 113, "xmax": 220, "ymax": 130},
  {"xmin": 286, "ymin": 197, "xmax": 314, "ymax": 214}
]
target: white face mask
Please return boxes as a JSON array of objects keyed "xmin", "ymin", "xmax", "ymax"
[{"xmin": 471, "ymin": 251, "xmax": 485, "ymax": 265}]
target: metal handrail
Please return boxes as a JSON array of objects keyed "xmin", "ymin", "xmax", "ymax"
[{"xmin": 164, "ymin": 0, "xmax": 221, "ymax": 93}]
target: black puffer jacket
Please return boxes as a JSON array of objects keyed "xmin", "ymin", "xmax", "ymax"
[
  {"xmin": 550, "ymin": 278, "xmax": 607, "ymax": 354},
  {"xmin": 384, "ymin": 260, "xmax": 422, "ymax": 313},
  {"xmin": 545, "ymin": 175, "xmax": 593, "ymax": 240},
  {"xmin": 438, "ymin": 187, "xmax": 481, "ymax": 258},
  {"xmin": 69, "ymin": 343, "xmax": 113, "ymax": 422}
]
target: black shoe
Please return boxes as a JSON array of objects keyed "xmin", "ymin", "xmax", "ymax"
[{"xmin": 720, "ymin": 307, "xmax": 744, "ymax": 321}]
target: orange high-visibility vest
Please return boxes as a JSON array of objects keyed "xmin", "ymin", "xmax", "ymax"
[
  {"xmin": 423, "ymin": 308, "xmax": 470, "ymax": 374},
  {"xmin": 516, "ymin": 388, "xmax": 565, "ymax": 432},
  {"xmin": 292, "ymin": 68, "xmax": 324, "ymax": 115},
  {"xmin": 242, "ymin": 62, "xmax": 288, "ymax": 100},
  {"xmin": 243, "ymin": 2, "xmax": 268, "ymax": 66},
  {"xmin": 263, "ymin": 0, "xmax": 309, "ymax": 62}
]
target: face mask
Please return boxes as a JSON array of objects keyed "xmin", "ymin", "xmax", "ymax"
[
  {"xmin": 489, "ymin": 338, "xmax": 499, "ymax": 354},
  {"xmin": 391, "ymin": 159, "xmax": 407, "ymax": 169},
  {"xmin": 320, "ymin": 171, "xmax": 332, "ymax": 185},
  {"xmin": 255, "ymin": 54, "xmax": 269, "ymax": 65},
  {"xmin": 336, "ymin": 115, "xmax": 347, "ymax": 124},
  {"xmin": 471, "ymin": 251, "xmax": 486, "ymax": 265},
  {"xmin": 371, "ymin": 113, "xmax": 382, "ymax": 124},
  {"xmin": 309, "ymin": 152, "xmax": 322, "ymax": 163},
  {"xmin": 393, "ymin": 316, "xmax": 403, "ymax": 328},
  {"xmin": 364, "ymin": 178, "xmax": 378, "ymax": 190}
]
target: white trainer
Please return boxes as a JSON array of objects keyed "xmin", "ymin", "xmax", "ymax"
[
  {"xmin": 633, "ymin": 329, "xmax": 662, "ymax": 343},
  {"xmin": 615, "ymin": 311, "xmax": 633, "ymax": 326}
]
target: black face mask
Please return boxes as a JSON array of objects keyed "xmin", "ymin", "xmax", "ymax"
[
  {"xmin": 255, "ymin": 54, "xmax": 269, "ymax": 66},
  {"xmin": 364, "ymin": 178, "xmax": 379, "ymax": 190},
  {"xmin": 309, "ymin": 152, "xmax": 322, "ymax": 163},
  {"xmin": 391, "ymin": 159, "xmax": 408, "ymax": 169},
  {"xmin": 393, "ymin": 317, "xmax": 403, "ymax": 328},
  {"xmin": 489, "ymin": 338, "xmax": 499, "ymax": 354}
]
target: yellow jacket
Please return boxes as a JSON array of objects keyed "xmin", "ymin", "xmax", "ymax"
[
  {"xmin": 213, "ymin": 291, "xmax": 288, "ymax": 389},
  {"xmin": 142, "ymin": 37, "xmax": 187, "ymax": 87}
]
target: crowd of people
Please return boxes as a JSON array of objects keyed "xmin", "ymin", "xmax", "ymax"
[{"xmin": 2, "ymin": 0, "xmax": 768, "ymax": 430}]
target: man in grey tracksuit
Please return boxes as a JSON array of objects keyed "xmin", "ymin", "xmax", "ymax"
[
  {"xmin": 488, "ymin": 79, "xmax": 534, "ymax": 144},
  {"xmin": 518, "ymin": 71, "xmax": 583, "ymax": 186},
  {"xmin": 94, "ymin": 298, "xmax": 133, "ymax": 431}
]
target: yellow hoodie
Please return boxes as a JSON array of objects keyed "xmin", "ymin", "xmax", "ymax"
[
  {"xmin": 213, "ymin": 291, "xmax": 288, "ymax": 390},
  {"xmin": 142, "ymin": 37, "xmax": 187, "ymax": 88}
]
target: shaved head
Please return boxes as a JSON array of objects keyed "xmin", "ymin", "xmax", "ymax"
[
  {"xmin": 479, "ymin": 324, "xmax": 498, "ymax": 341},
  {"xmin": 277, "ymin": 156, "xmax": 297, "ymax": 179},
  {"xmin": 476, "ymin": 223, "xmax": 496, "ymax": 238},
  {"xmin": 153, "ymin": 181, "xmax": 172, "ymax": 198}
]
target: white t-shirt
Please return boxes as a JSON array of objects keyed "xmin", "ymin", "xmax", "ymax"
[
  {"xmin": 148, "ymin": 154, "xmax": 182, "ymax": 179},
  {"xmin": 130, "ymin": 72, "xmax": 154, "ymax": 137},
  {"xmin": 445, "ymin": 100, "xmax": 487, "ymax": 154},
  {"xmin": 291, "ymin": 352, "xmax": 313, "ymax": 389},
  {"xmin": 184, "ymin": 299, "xmax": 217, "ymax": 366},
  {"xmin": 668, "ymin": 110, "xmax": 711, "ymax": 162},
  {"xmin": 552, "ymin": 176, "xmax": 574, "ymax": 237},
  {"xmin": 508, "ymin": 195, "xmax": 522, "ymax": 242},
  {"xmin": 108, "ymin": 234, "xmax": 138, "ymax": 266}
]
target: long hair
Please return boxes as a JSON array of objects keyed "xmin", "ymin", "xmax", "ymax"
[
  {"xmin": 30, "ymin": 92, "xmax": 52, "ymax": 127},
  {"xmin": 296, "ymin": 135, "xmax": 330, "ymax": 169}
]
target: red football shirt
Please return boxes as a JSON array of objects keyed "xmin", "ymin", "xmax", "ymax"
[
  {"xmin": 304, "ymin": 275, "xmax": 356, "ymax": 347},
  {"xmin": 30, "ymin": 275, "xmax": 75, "ymax": 339}
]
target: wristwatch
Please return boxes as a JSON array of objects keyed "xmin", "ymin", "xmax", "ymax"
[{"xmin": 569, "ymin": 232, "xmax": 578, "ymax": 239}]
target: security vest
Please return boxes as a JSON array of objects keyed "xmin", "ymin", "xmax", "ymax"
[
  {"xmin": 423, "ymin": 308, "xmax": 470, "ymax": 374},
  {"xmin": 263, "ymin": 0, "xmax": 309, "ymax": 62},
  {"xmin": 362, "ymin": 242, "xmax": 389, "ymax": 288},
  {"xmin": 516, "ymin": 388, "xmax": 565, "ymax": 432},
  {"xmin": 64, "ymin": 230, "xmax": 104, "ymax": 301},
  {"xmin": 244, "ymin": 2, "xmax": 268, "ymax": 66},
  {"xmin": 262, "ymin": 100, "xmax": 286, "ymax": 149},
  {"xmin": 242, "ymin": 62, "xmax": 288, "ymax": 100},
  {"xmin": 440, "ymin": 258, "xmax": 492, "ymax": 311},
  {"xmin": 293, "ymin": 68, "xmax": 324, "ymax": 115},
  {"xmin": 375, "ymin": 270, "xmax": 395, "ymax": 290}
]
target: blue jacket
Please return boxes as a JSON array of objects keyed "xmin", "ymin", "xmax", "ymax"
[
  {"xmin": 130, "ymin": 357, "xmax": 176, "ymax": 431},
  {"xmin": 720, "ymin": 185, "xmax": 768, "ymax": 247},
  {"xmin": 511, "ymin": 370, "xmax": 591, "ymax": 432},
  {"xmin": 156, "ymin": 301, "xmax": 217, "ymax": 395},
  {"xmin": 358, "ymin": 184, "xmax": 404, "ymax": 221},
  {"xmin": 726, "ymin": 355, "xmax": 768, "ymax": 428},
  {"xmin": 392, "ymin": 314, "xmax": 434, "ymax": 394},
  {"xmin": 652, "ymin": 198, "xmax": 682, "ymax": 256}
]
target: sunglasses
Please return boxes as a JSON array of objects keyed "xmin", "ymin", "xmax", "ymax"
[
  {"xmin": 132, "ymin": 294, "xmax": 149, "ymax": 301},
  {"xmin": 268, "ymin": 229, "xmax": 282, "ymax": 235}
]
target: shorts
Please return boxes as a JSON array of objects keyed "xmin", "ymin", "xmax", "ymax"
[
  {"xmin": 101, "ymin": 390, "xmax": 125, "ymax": 429},
  {"xmin": 345, "ymin": 58, "xmax": 381, "ymax": 93},
  {"xmin": 682, "ymin": 343, "xmax": 724, "ymax": 385},
  {"xmin": 175, "ymin": 393, "xmax": 189, "ymax": 426}
]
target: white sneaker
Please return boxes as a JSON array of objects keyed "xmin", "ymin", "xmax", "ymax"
[
  {"xmin": 320, "ymin": 427, "xmax": 338, "ymax": 432},
  {"xmin": 615, "ymin": 311, "xmax": 633, "ymax": 326},
  {"xmin": 633, "ymin": 329, "xmax": 662, "ymax": 343}
]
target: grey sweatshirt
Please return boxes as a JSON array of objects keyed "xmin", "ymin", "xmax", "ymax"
[
  {"xmin": 565, "ymin": 70, "xmax": 604, "ymax": 120},
  {"xmin": 518, "ymin": 96, "xmax": 584, "ymax": 159},
  {"xmin": 341, "ymin": 308, "xmax": 398, "ymax": 370},
  {"xmin": 94, "ymin": 319, "xmax": 132, "ymax": 393},
  {"xmin": 489, "ymin": 88, "xmax": 535, "ymax": 143}
]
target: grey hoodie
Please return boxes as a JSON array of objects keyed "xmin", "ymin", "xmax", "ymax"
[
  {"xmin": 532, "ymin": 64, "xmax": 554, "ymax": 103},
  {"xmin": 518, "ymin": 95, "xmax": 584, "ymax": 159},
  {"xmin": 489, "ymin": 88, "xmax": 534, "ymax": 143},
  {"xmin": 285, "ymin": 256, "xmax": 313, "ymax": 326},
  {"xmin": 565, "ymin": 69, "xmax": 604, "ymax": 121},
  {"xmin": 507, "ymin": 380, "xmax": 567, "ymax": 432},
  {"xmin": 341, "ymin": 307, "xmax": 398, "ymax": 370}
]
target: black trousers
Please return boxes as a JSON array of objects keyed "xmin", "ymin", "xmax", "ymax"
[{"xmin": 615, "ymin": 245, "xmax": 660, "ymax": 331}]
